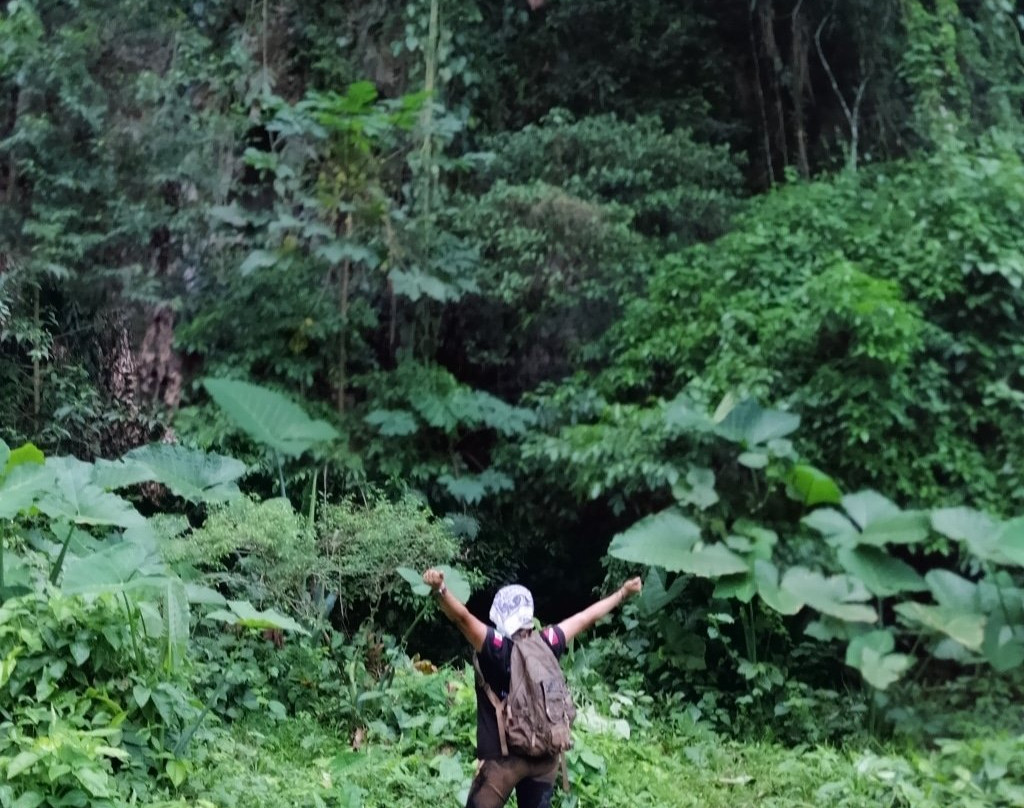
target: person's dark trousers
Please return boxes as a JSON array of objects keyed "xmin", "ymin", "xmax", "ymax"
[{"xmin": 465, "ymin": 755, "xmax": 558, "ymax": 808}]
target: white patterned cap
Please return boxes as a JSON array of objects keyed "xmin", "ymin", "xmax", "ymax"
[{"xmin": 489, "ymin": 584, "xmax": 535, "ymax": 636}]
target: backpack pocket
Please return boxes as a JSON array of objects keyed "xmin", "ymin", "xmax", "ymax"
[{"xmin": 541, "ymin": 679, "xmax": 569, "ymax": 722}]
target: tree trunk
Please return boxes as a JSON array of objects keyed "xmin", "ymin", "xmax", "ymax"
[
  {"xmin": 336, "ymin": 214, "xmax": 354, "ymax": 415},
  {"xmin": 791, "ymin": 0, "xmax": 811, "ymax": 178}
]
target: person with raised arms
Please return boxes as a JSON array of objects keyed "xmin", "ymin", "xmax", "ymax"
[{"xmin": 421, "ymin": 568, "xmax": 642, "ymax": 808}]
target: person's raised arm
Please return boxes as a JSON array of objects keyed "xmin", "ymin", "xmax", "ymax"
[
  {"xmin": 422, "ymin": 568, "xmax": 488, "ymax": 652},
  {"xmin": 557, "ymin": 577, "xmax": 642, "ymax": 645}
]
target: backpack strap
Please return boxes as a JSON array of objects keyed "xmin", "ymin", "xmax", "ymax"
[{"xmin": 472, "ymin": 653, "xmax": 509, "ymax": 757}]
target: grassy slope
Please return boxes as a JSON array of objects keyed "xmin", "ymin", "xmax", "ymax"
[{"xmin": 152, "ymin": 669, "xmax": 1024, "ymax": 808}]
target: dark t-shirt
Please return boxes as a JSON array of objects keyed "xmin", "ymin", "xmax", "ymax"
[{"xmin": 473, "ymin": 625, "xmax": 567, "ymax": 759}]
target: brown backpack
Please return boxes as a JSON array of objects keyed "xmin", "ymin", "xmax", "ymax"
[{"xmin": 474, "ymin": 631, "xmax": 576, "ymax": 768}]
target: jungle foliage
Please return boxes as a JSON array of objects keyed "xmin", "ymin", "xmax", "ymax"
[{"xmin": 2, "ymin": 0, "xmax": 1024, "ymax": 803}]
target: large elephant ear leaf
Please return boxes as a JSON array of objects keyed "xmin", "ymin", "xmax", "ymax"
[
  {"xmin": 397, "ymin": 566, "xmax": 431, "ymax": 596},
  {"xmin": 995, "ymin": 518, "xmax": 1024, "ymax": 567},
  {"xmin": 931, "ymin": 507, "xmax": 1005, "ymax": 562},
  {"xmin": 837, "ymin": 546, "xmax": 927, "ymax": 597},
  {"xmin": 845, "ymin": 630, "xmax": 913, "ymax": 690},
  {"xmin": 60, "ymin": 537, "xmax": 166, "ymax": 593},
  {"xmin": 206, "ymin": 600, "xmax": 309, "ymax": 635},
  {"xmin": 894, "ymin": 602, "xmax": 985, "ymax": 651},
  {"xmin": 0, "ymin": 462, "xmax": 54, "ymax": 520},
  {"xmin": 203, "ymin": 378, "xmax": 340, "ymax": 458},
  {"xmin": 840, "ymin": 491, "xmax": 929, "ymax": 547},
  {"xmin": 397, "ymin": 565, "xmax": 472, "ymax": 603},
  {"xmin": 780, "ymin": 567, "xmax": 877, "ymax": 622},
  {"xmin": 925, "ymin": 570, "xmax": 979, "ymax": 611},
  {"xmin": 94, "ymin": 445, "xmax": 246, "ymax": 504},
  {"xmin": 38, "ymin": 457, "xmax": 145, "ymax": 528},
  {"xmin": 982, "ymin": 614, "xmax": 1024, "ymax": 672},
  {"xmin": 754, "ymin": 560, "xmax": 804, "ymax": 615},
  {"xmin": 435, "ymin": 565, "xmax": 471, "ymax": 603},
  {"xmin": 640, "ymin": 568, "xmax": 689, "ymax": 615},
  {"xmin": 608, "ymin": 508, "xmax": 701, "ymax": 570},
  {"xmin": 713, "ymin": 398, "xmax": 800, "ymax": 447}
]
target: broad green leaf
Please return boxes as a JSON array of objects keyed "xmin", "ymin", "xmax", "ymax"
[
  {"xmin": 841, "ymin": 491, "xmax": 928, "ymax": 546},
  {"xmin": 608, "ymin": 509, "xmax": 701, "ymax": 570},
  {"xmin": 737, "ymin": 451, "xmax": 768, "ymax": 469},
  {"xmin": 94, "ymin": 445, "xmax": 246, "ymax": 504},
  {"xmin": 977, "ymin": 574, "xmax": 1024, "ymax": 620},
  {"xmin": 925, "ymin": 570, "xmax": 978, "ymax": 611},
  {"xmin": 203, "ymin": 378, "xmax": 340, "ymax": 457},
  {"xmin": 0, "ymin": 647, "xmax": 20, "ymax": 688},
  {"xmin": 0, "ymin": 462, "xmax": 54, "ymax": 519},
  {"xmin": 842, "ymin": 490, "xmax": 900, "ymax": 527},
  {"xmin": 780, "ymin": 567, "xmax": 876, "ymax": 622},
  {"xmin": 317, "ymin": 241, "xmax": 376, "ymax": 266},
  {"xmin": 982, "ymin": 614, "xmax": 1024, "ymax": 672},
  {"xmin": 845, "ymin": 630, "xmax": 913, "ymax": 690},
  {"xmin": 713, "ymin": 398, "xmax": 800, "ymax": 446},
  {"xmin": 397, "ymin": 566, "xmax": 430, "ymax": 596},
  {"xmin": 4, "ymin": 442, "xmax": 44, "ymax": 475},
  {"xmin": 663, "ymin": 395, "xmax": 715, "ymax": 434},
  {"xmin": 670, "ymin": 544, "xmax": 748, "ymax": 578},
  {"xmin": 754, "ymin": 560, "xmax": 804, "ymax": 615},
  {"xmin": 438, "ymin": 470, "xmax": 513, "ymax": 505},
  {"xmin": 837, "ymin": 546, "xmax": 926, "ymax": 597},
  {"xmin": 390, "ymin": 267, "xmax": 458, "ymax": 302},
  {"xmin": 0, "ymin": 439, "xmax": 7, "ymax": 471},
  {"xmin": 7, "ymin": 751, "xmax": 41, "ymax": 778},
  {"xmin": 931, "ymin": 507, "xmax": 1002, "ymax": 561},
  {"xmin": 396, "ymin": 564, "xmax": 471, "ymax": 603},
  {"xmin": 0, "ymin": 553, "xmax": 31, "ymax": 596},
  {"xmin": 856, "ymin": 511, "xmax": 930, "ymax": 546},
  {"xmin": 166, "ymin": 759, "xmax": 189, "ymax": 789},
  {"xmin": 931, "ymin": 637, "xmax": 974, "ymax": 662},
  {"xmin": 802, "ymin": 508, "xmax": 854, "ymax": 537},
  {"xmin": 38, "ymin": 458, "xmax": 145, "ymax": 528},
  {"xmin": 671, "ymin": 466, "xmax": 718, "ymax": 510},
  {"xmin": 364, "ymin": 409, "xmax": 419, "ymax": 437},
  {"xmin": 729, "ymin": 521, "xmax": 777, "ymax": 560},
  {"xmin": 11, "ymin": 791, "xmax": 45, "ymax": 808},
  {"xmin": 185, "ymin": 584, "xmax": 228, "ymax": 606},
  {"xmin": 60, "ymin": 539, "xmax": 163, "ymax": 593},
  {"xmin": 640, "ymin": 568, "xmax": 689, "ymax": 614},
  {"xmin": 894, "ymin": 602, "xmax": 985, "ymax": 650},
  {"xmin": 137, "ymin": 600, "xmax": 166, "ymax": 640},
  {"xmin": 713, "ymin": 572, "xmax": 756, "ymax": 603},
  {"xmin": 787, "ymin": 464, "xmax": 842, "ymax": 506},
  {"xmin": 207, "ymin": 600, "xmax": 309, "ymax": 634},
  {"xmin": 805, "ymin": 617, "xmax": 862, "ymax": 642},
  {"xmin": 434, "ymin": 565, "xmax": 471, "ymax": 603},
  {"xmin": 239, "ymin": 249, "xmax": 278, "ymax": 275},
  {"xmin": 437, "ymin": 475, "xmax": 485, "ymax": 505},
  {"xmin": 996, "ymin": 517, "xmax": 1024, "ymax": 567},
  {"xmin": 804, "ymin": 492, "xmax": 927, "ymax": 547},
  {"xmin": 74, "ymin": 766, "xmax": 111, "ymax": 797}
]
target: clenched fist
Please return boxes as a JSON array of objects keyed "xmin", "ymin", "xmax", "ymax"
[{"xmin": 422, "ymin": 568, "xmax": 445, "ymax": 591}]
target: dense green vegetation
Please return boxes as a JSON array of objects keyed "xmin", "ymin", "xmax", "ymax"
[{"xmin": 2, "ymin": 0, "xmax": 1024, "ymax": 805}]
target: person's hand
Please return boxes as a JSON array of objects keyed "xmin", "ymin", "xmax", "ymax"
[
  {"xmin": 620, "ymin": 577, "xmax": 643, "ymax": 600},
  {"xmin": 422, "ymin": 568, "xmax": 445, "ymax": 592}
]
